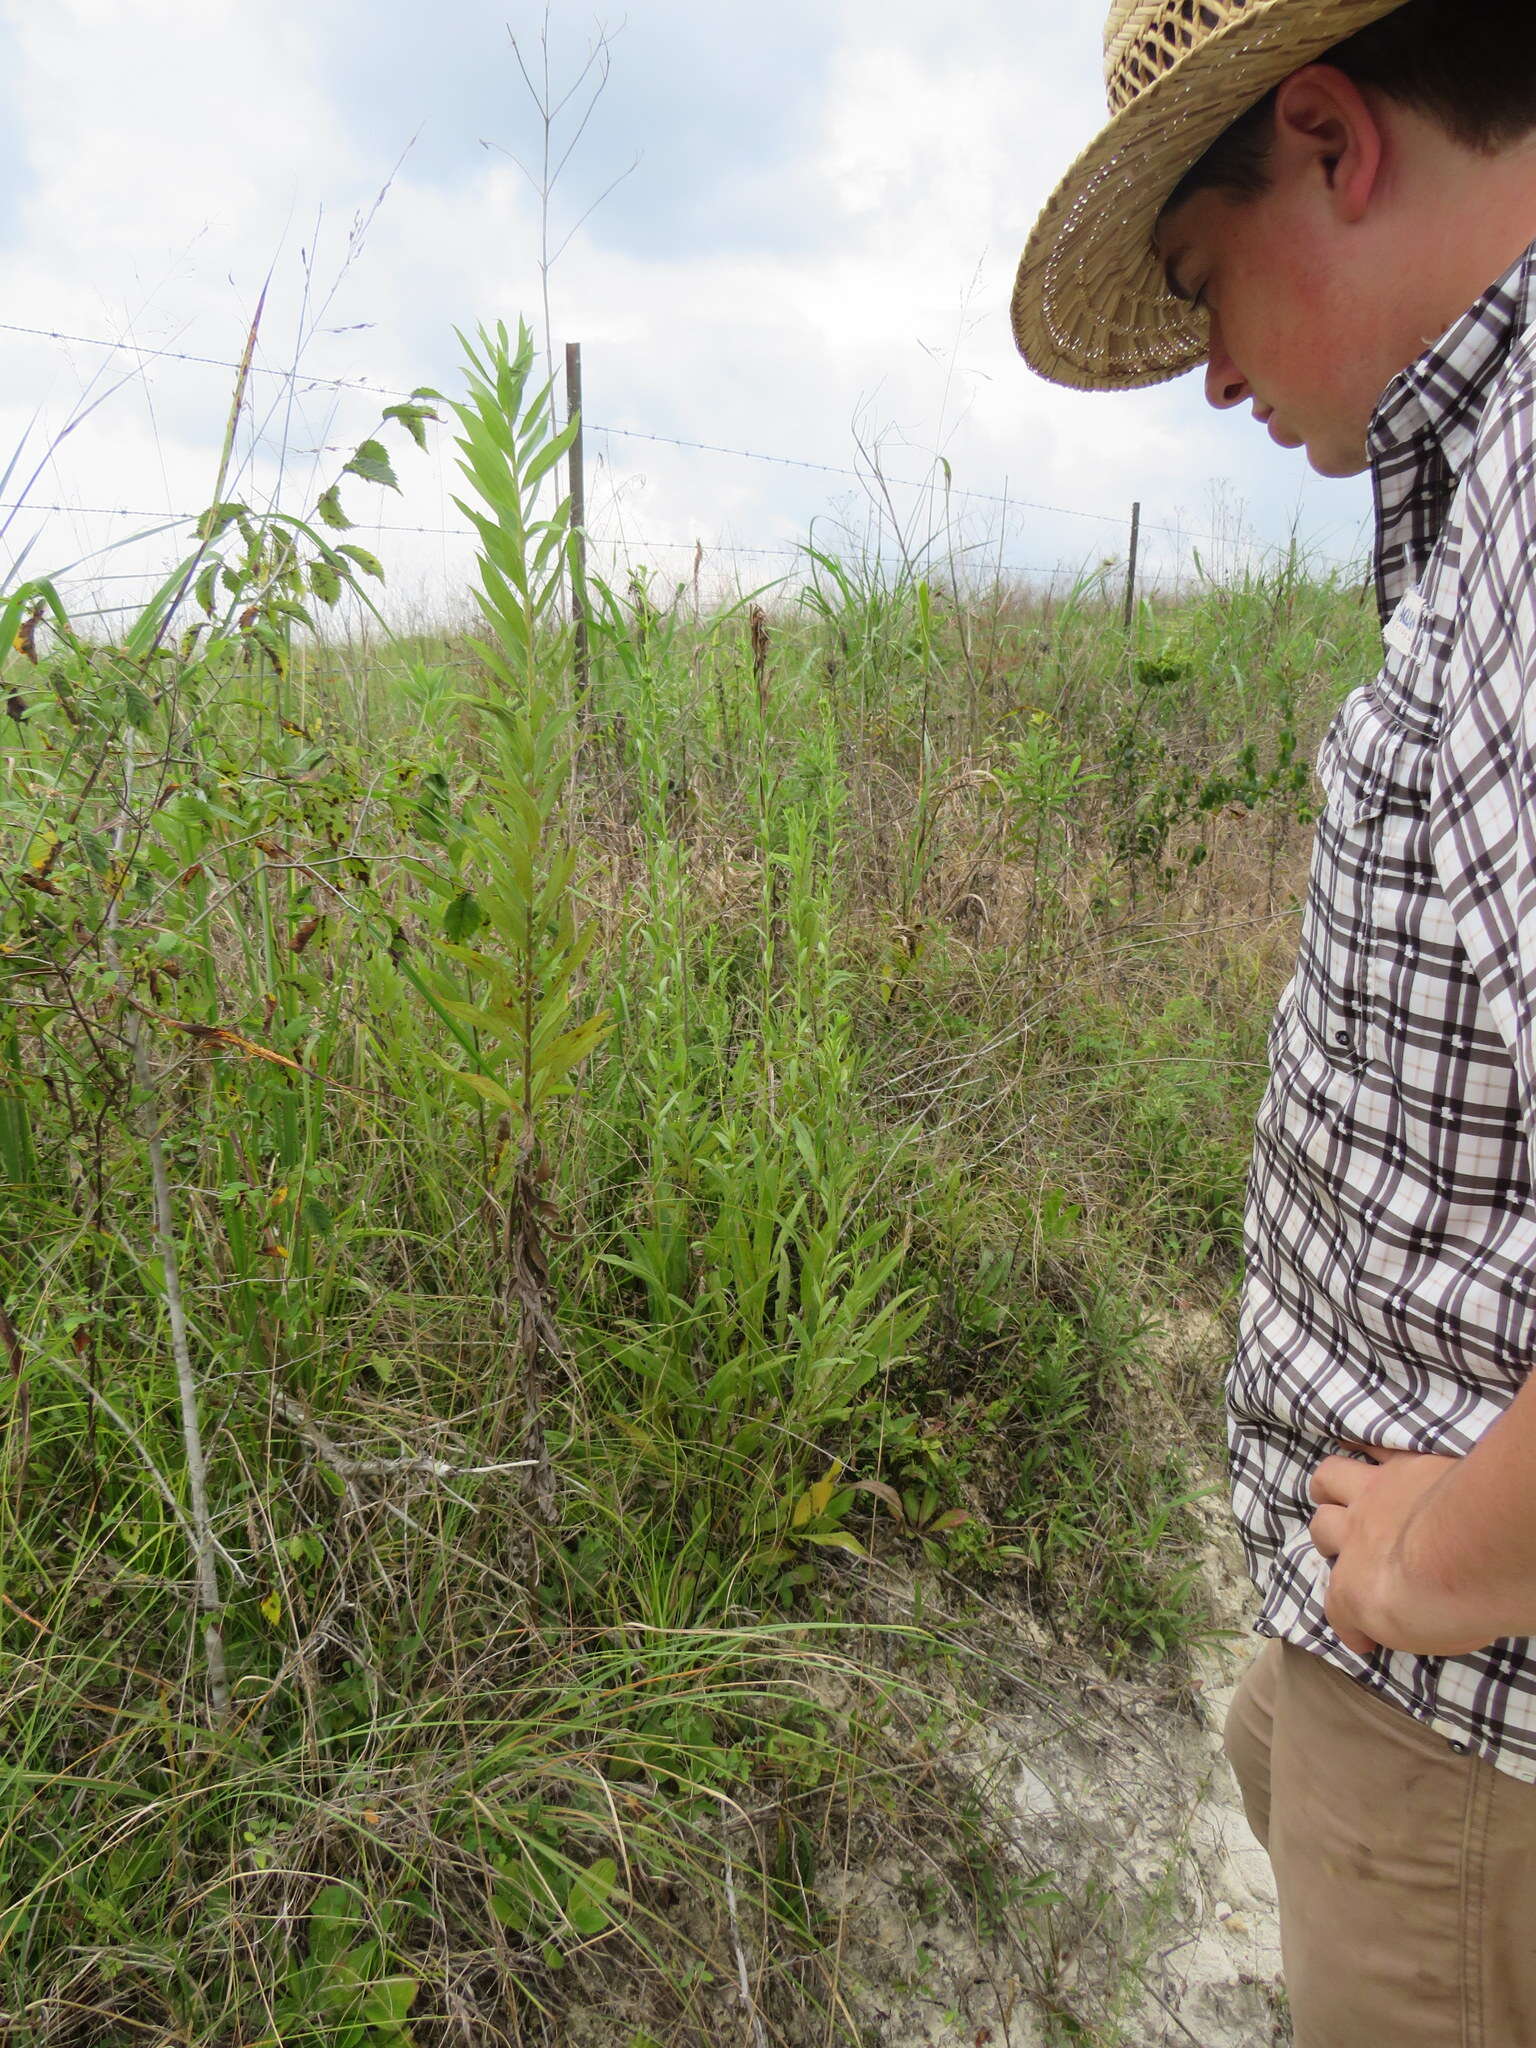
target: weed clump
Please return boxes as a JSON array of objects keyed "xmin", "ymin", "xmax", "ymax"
[{"xmin": 0, "ymin": 319, "xmax": 1375, "ymax": 2041}]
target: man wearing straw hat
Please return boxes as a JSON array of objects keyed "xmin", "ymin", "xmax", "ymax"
[{"xmin": 1017, "ymin": 3, "xmax": 1536, "ymax": 2041}]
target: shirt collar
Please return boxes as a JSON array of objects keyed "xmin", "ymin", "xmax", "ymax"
[{"xmin": 1371, "ymin": 239, "xmax": 1536, "ymax": 478}]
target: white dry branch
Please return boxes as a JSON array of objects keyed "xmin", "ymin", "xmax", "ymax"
[
  {"xmin": 275, "ymin": 1390, "xmax": 536, "ymax": 1486},
  {"xmin": 104, "ymin": 787, "xmax": 232, "ymax": 1722}
]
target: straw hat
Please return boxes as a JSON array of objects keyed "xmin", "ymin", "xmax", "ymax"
[{"xmin": 1013, "ymin": 0, "xmax": 1411, "ymax": 391}]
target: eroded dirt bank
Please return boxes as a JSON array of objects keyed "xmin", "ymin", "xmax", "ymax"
[{"xmin": 811, "ymin": 1501, "xmax": 1286, "ymax": 2048}]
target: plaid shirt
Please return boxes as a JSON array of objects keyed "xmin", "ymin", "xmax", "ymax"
[{"xmin": 1231, "ymin": 241, "xmax": 1536, "ymax": 1781}]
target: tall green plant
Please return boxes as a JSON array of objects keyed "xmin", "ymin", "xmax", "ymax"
[{"xmin": 420, "ymin": 321, "xmax": 608, "ymax": 1501}]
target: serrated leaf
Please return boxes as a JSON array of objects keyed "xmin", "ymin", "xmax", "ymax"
[
  {"xmin": 196, "ymin": 500, "xmax": 246, "ymax": 542},
  {"xmin": 122, "ymin": 683, "xmax": 154, "ymax": 730},
  {"xmin": 316, "ymin": 484, "xmax": 351, "ymax": 531},
  {"xmin": 343, "ymin": 439, "xmax": 401, "ymax": 492},
  {"xmin": 383, "ymin": 400, "xmax": 438, "ymax": 451},
  {"xmin": 308, "ymin": 559, "xmax": 342, "ymax": 607},
  {"xmin": 336, "ymin": 543, "xmax": 384, "ymax": 582},
  {"xmin": 265, "ymin": 596, "xmax": 315, "ymax": 632},
  {"xmin": 194, "ymin": 560, "xmax": 219, "ymax": 617}
]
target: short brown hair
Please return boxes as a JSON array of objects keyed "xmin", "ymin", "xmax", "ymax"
[{"xmin": 1164, "ymin": 0, "xmax": 1536, "ymax": 214}]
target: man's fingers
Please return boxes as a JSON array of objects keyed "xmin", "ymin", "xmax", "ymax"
[
  {"xmin": 1308, "ymin": 1455, "xmax": 1375, "ymax": 1507},
  {"xmin": 1309, "ymin": 1503, "xmax": 1348, "ymax": 1557}
]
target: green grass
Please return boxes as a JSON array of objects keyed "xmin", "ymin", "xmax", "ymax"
[{"xmin": 0, "ymin": 322, "xmax": 1379, "ymax": 2043}]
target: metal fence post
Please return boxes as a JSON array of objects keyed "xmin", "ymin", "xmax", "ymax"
[
  {"xmin": 564, "ymin": 341, "xmax": 590, "ymax": 708},
  {"xmin": 1123, "ymin": 500, "xmax": 1142, "ymax": 631}
]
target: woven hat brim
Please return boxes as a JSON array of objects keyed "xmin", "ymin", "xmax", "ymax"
[{"xmin": 1013, "ymin": 0, "xmax": 1411, "ymax": 393}]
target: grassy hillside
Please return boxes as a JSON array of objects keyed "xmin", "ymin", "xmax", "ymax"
[{"xmin": 0, "ymin": 326, "xmax": 1380, "ymax": 2045}]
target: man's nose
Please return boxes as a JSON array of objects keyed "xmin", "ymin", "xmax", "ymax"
[{"xmin": 1204, "ymin": 315, "xmax": 1251, "ymax": 410}]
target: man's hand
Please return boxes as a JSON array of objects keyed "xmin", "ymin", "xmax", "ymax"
[{"xmin": 1308, "ymin": 1445, "xmax": 1495, "ymax": 1658}]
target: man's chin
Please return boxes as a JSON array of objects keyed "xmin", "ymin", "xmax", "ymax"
[{"xmin": 1304, "ymin": 440, "xmax": 1370, "ymax": 480}]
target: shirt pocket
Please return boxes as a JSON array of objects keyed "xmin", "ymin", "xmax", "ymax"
[{"xmin": 1293, "ymin": 683, "xmax": 1436, "ymax": 1066}]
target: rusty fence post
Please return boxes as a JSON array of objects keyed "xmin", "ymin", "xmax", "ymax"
[
  {"xmin": 1123, "ymin": 499, "xmax": 1142, "ymax": 632},
  {"xmin": 565, "ymin": 341, "xmax": 591, "ymax": 711}
]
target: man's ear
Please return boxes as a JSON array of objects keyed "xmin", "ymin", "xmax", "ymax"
[{"xmin": 1272, "ymin": 64, "xmax": 1384, "ymax": 225}]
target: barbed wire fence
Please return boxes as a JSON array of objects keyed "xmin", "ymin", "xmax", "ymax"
[{"xmin": 0, "ymin": 316, "xmax": 1371, "ymax": 628}]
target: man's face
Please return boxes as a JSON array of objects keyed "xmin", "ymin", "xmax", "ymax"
[{"xmin": 1156, "ymin": 177, "xmax": 1400, "ymax": 479}]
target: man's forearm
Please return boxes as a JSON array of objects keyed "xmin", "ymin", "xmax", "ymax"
[
  {"xmin": 1400, "ymin": 1386, "xmax": 1536, "ymax": 1641},
  {"xmin": 1310, "ymin": 1374, "xmax": 1536, "ymax": 1655}
]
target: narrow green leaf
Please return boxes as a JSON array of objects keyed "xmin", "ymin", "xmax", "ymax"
[
  {"xmin": 438, "ymin": 1063, "xmax": 516, "ymax": 1112},
  {"xmin": 523, "ymin": 417, "xmax": 580, "ymax": 494}
]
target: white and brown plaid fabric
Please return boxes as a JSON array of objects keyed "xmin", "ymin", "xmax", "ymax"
[{"xmin": 1231, "ymin": 241, "xmax": 1536, "ymax": 1781}]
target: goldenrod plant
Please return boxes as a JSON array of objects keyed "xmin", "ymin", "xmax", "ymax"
[{"xmin": 417, "ymin": 320, "xmax": 609, "ymax": 1501}]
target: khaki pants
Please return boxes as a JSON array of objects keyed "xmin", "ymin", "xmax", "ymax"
[{"xmin": 1224, "ymin": 1639, "xmax": 1536, "ymax": 2047}]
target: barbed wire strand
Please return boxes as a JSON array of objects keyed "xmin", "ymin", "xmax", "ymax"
[
  {"xmin": 0, "ymin": 316, "xmax": 1343, "ymax": 559},
  {"xmin": 0, "ymin": 503, "xmax": 1349, "ymax": 598}
]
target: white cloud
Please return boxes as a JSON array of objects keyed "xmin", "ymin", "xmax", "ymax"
[{"xmin": 0, "ymin": 0, "xmax": 1373, "ymax": 622}]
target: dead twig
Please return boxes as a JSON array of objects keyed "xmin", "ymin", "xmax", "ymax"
[{"xmin": 275, "ymin": 1391, "xmax": 536, "ymax": 1484}]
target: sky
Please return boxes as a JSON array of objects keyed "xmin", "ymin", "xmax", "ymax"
[{"xmin": 0, "ymin": 0, "xmax": 1377, "ymax": 629}]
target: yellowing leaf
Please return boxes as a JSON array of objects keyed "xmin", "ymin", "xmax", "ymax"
[{"xmin": 260, "ymin": 1590, "xmax": 282, "ymax": 1626}]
